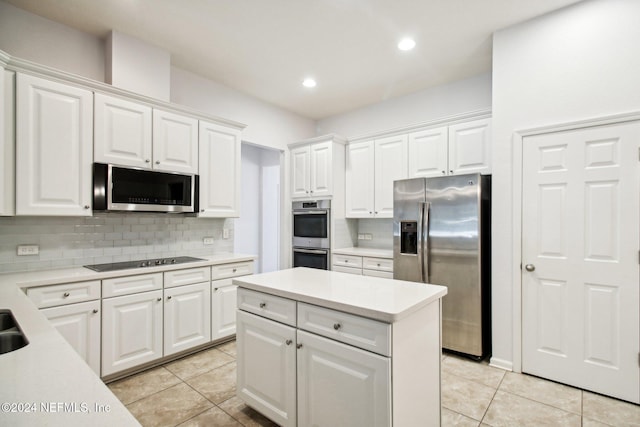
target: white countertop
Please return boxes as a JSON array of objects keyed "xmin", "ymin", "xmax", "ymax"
[
  {"xmin": 234, "ymin": 267, "xmax": 447, "ymax": 323},
  {"xmin": 0, "ymin": 253, "xmax": 255, "ymax": 427},
  {"xmin": 332, "ymin": 247, "xmax": 393, "ymax": 259}
]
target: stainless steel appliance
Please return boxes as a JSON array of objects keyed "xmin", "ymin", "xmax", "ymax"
[
  {"xmin": 93, "ymin": 163, "xmax": 199, "ymax": 213},
  {"xmin": 292, "ymin": 200, "xmax": 330, "ymax": 270},
  {"xmin": 84, "ymin": 256, "xmax": 205, "ymax": 272},
  {"xmin": 393, "ymin": 174, "xmax": 491, "ymax": 358}
]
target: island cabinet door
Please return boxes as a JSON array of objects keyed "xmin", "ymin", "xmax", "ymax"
[
  {"xmin": 236, "ymin": 310, "xmax": 297, "ymax": 427},
  {"xmin": 297, "ymin": 330, "xmax": 392, "ymax": 427}
]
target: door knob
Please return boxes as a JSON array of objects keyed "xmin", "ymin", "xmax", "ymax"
[{"xmin": 525, "ymin": 264, "xmax": 536, "ymax": 272}]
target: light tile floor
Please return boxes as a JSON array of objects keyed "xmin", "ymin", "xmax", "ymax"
[{"xmin": 107, "ymin": 340, "xmax": 640, "ymax": 427}]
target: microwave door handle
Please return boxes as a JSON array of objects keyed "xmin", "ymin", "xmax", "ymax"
[{"xmin": 419, "ymin": 202, "xmax": 430, "ymax": 283}]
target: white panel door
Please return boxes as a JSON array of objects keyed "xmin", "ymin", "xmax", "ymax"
[
  {"xmin": 164, "ymin": 282, "xmax": 211, "ymax": 356},
  {"xmin": 211, "ymin": 279, "xmax": 238, "ymax": 341},
  {"xmin": 309, "ymin": 141, "xmax": 333, "ymax": 198},
  {"xmin": 449, "ymin": 118, "xmax": 491, "ymax": 175},
  {"xmin": 290, "ymin": 145, "xmax": 310, "ymax": 199},
  {"xmin": 522, "ymin": 121, "xmax": 640, "ymax": 403},
  {"xmin": 1, "ymin": 69, "xmax": 15, "ymax": 216},
  {"xmin": 152, "ymin": 109, "xmax": 198, "ymax": 174},
  {"xmin": 102, "ymin": 290, "xmax": 163, "ymax": 376},
  {"xmin": 236, "ymin": 310, "xmax": 296, "ymax": 427},
  {"xmin": 297, "ymin": 330, "xmax": 391, "ymax": 427},
  {"xmin": 198, "ymin": 120, "xmax": 242, "ymax": 217},
  {"xmin": 374, "ymin": 135, "xmax": 408, "ymax": 217},
  {"xmin": 41, "ymin": 300, "xmax": 101, "ymax": 375},
  {"xmin": 16, "ymin": 73, "xmax": 93, "ymax": 216},
  {"xmin": 94, "ymin": 93, "xmax": 152, "ymax": 168},
  {"xmin": 408, "ymin": 127, "xmax": 448, "ymax": 178},
  {"xmin": 346, "ymin": 141, "xmax": 375, "ymax": 218}
]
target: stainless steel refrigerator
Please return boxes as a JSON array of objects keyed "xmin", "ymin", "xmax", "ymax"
[{"xmin": 393, "ymin": 174, "xmax": 491, "ymax": 358}]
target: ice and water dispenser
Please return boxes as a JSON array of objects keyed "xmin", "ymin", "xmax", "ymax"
[{"xmin": 400, "ymin": 221, "xmax": 418, "ymax": 255}]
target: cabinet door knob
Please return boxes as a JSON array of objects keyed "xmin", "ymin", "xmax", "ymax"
[
  {"xmin": 310, "ymin": 190, "xmax": 314, "ymax": 193},
  {"xmin": 157, "ymin": 297, "xmax": 162, "ymax": 302},
  {"xmin": 214, "ymin": 287, "xmax": 218, "ymax": 291},
  {"xmin": 377, "ymin": 263, "xmax": 381, "ymax": 267},
  {"xmin": 333, "ymin": 323, "xmax": 341, "ymax": 330},
  {"xmin": 525, "ymin": 264, "xmax": 536, "ymax": 272},
  {"xmin": 296, "ymin": 343, "xmax": 303, "ymax": 349},
  {"xmin": 167, "ymin": 295, "xmax": 172, "ymax": 300},
  {"xmin": 285, "ymin": 339, "xmax": 292, "ymax": 346},
  {"xmin": 145, "ymin": 159, "xmax": 151, "ymax": 163},
  {"xmin": 259, "ymin": 302, "xmax": 266, "ymax": 309},
  {"xmin": 84, "ymin": 205, "xmax": 90, "ymax": 209},
  {"xmin": 63, "ymin": 292, "xmax": 70, "ymax": 298},
  {"xmin": 442, "ymin": 170, "xmax": 446, "ymax": 174},
  {"xmin": 449, "ymin": 170, "xmax": 453, "ymax": 174},
  {"xmin": 232, "ymin": 268, "xmax": 237, "ymax": 273},
  {"xmin": 155, "ymin": 160, "xmax": 160, "ymax": 165},
  {"xmin": 92, "ymin": 309, "xmax": 99, "ymax": 314},
  {"xmin": 201, "ymin": 209, "xmax": 205, "ymax": 213},
  {"xmin": 344, "ymin": 260, "xmax": 349, "ymax": 263}
]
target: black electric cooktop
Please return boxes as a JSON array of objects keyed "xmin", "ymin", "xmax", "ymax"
[{"xmin": 84, "ymin": 256, "xmax": 205, "ymax": 272}]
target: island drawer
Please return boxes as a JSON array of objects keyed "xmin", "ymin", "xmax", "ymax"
[
  {"xmin": 27, "ymin": 280, "xmax": 101, "ymax": 308},
  {"xmin": 332, "ymin": 254, "xmax": 363, "ymax": 269},
  {"xmin": 297, "ymin": 302, "xmax": 391, "ymax": 356},
  {"xmin": 363, "ymin": 269, "xmax": 394, "ymax": 279},
  {"xmin": 331, "ymin": 265, "xmax": 362, "ymax": 275},
  {"xmin": 238, "ymin": 288, "xmax": 296, "ymax": 327},
  {"xmin": 211, "ymin": 261, "xmax": 253, "ymax": 280},
  {"xmin": 164, "ymin": 267, "xmax": 211, "ymax": 288},
  {"xmin": 102, "ymin": 273, "xmax": 163, "ymax": 298},
  {"xmin": 362, "ymin": 257, "xmax": 393, "ymax": 272}
]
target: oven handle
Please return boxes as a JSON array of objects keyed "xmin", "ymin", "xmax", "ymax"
[
  {"xmin": 293, "ymin": 210, "xmax": 328, "ymax": 215},
  {"xmin": 293, "ymin": 248, "xmax": 328, "ymax": 255}
]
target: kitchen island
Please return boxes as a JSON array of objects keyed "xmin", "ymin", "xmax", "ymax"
[{"xmin": 234, "ymin": 267, "xmax": 447, "ymax": 427}]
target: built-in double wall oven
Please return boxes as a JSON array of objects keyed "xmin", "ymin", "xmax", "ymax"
[{"xmin": 292, "ymin": 200, "xmax": 330, "ymax": 270}]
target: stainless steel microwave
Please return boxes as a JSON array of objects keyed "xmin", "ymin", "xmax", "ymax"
[{"xmin": 93, "ymin": 163, "xmax": 199, "ymax": 213}]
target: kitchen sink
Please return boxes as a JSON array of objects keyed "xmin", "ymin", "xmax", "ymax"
[{"xmin": 0, "ymin": 310, "xmax": 29, "ymax": 354}]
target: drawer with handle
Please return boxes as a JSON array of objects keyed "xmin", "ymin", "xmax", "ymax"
[
  {"xmin": 102, "ymin": 273, "xmax": 163, "ymax": 298},
  {"xmin": 26, "ymin": 280, "xmax": 101, "ymax": 308},
  {"xmin": 164, "ymin": 267, "xmax": 211, "ymax": 288},
  {"xmin": 362, "ymin": 257, "xmax": 393, "ymax": 272},
  {"xmin": 237, "ymin": 287, "xmax": 296, "ymax": 327},
  {"xmin": 332, "ymin": 254, "xmax": 363, "ymax": 269},
  {"xmin": 211, "ymin": 261, "xmax": 253, "ymax": 280},
  {"xmin": 297, "ymin": 302, "xmax": 391, "ymax": 356}
]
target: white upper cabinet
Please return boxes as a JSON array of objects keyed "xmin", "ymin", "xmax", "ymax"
[
  {"xmin": 198, "ymin": 120, "xmax": 242, "ymax": 217},
  {"xmin": 94, "ymin": 93, "xmax": 152, "ymax": 168},
  {"xmin": 345, "ymin": 141, "xmax": 375, "ymax": 217},
  {"xmin": 346, "ymin": 135, "xmax": 408, "ymax": 218},
  {"xmin": 290, "ymin": 144, "xmax": 310, "ymax": 199},
  {"xmin": 447, "ymin": 118, "xmax": 491, "ymax": 175},
  {"xmin": 16, "ymin": 73, "xmax": 93, "ymax": 216},
  {"xmin": 152, "ymin": 109, "xmax": 199, "ymax": 174},
  {"xmin": 94, "ymin": 94, "xmax": 199, "ymax": 174},
  {"xmin": 408, "ymin": 126, "xmax": 448, "ymax": 178},
  {"xmin": 290, "ymin": 137, "xmax": 345, "ymax": 200},
  {"xmin": 374, "ymin": 135, "xmax": 408, "ymax": 217},
  {"xmin": 1, "ymin": 69, "xmax": 15, "ymax": 216},
  {"xmin": 408, "ymin": 119, "xmax": 491, "ymax": 178}
]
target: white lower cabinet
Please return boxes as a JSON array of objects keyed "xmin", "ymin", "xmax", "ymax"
[
  {"xmin": 164, "ymin": 282, "xmax": 211, "ymax": 356},
  {"xmin": 297, "ymin": 330, "xmax": 391, "ymax": 427},
  {"xmin": 102, "ymin": 290, "xmax": 163, "ymax": 376},
  {"xmin": 237, "ymin": 288, "xmax": 396, "ymax": 427},
  {"xmin": 41, "ymin": 300, "xmax": 101, "ymax": 375},
  {"xmin": 211, "ymin": 278, "xmax": 238, "ymax": 341},
  {"xmin": 236, "ymin": 310, "xmax": 297, "ymax": 427}
]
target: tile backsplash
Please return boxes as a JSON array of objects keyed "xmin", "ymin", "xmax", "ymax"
[
  {"xmin": 356, "ymin": 218, "xmax": 393, "ymax": 249},
  {"xmin": 0, "ymin": 213, "xmax": 234, "ymax": 273}
]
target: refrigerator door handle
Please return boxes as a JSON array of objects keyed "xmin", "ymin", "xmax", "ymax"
[{"xmin": 419, "ymin": 202, "xmax": 430, "ymax": 283}]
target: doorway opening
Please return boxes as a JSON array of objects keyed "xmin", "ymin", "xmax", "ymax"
[{"xmin": 234, "ymin": 142, "xmax": 282, "ymax": 273}]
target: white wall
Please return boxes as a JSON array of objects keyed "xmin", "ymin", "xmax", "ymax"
[
  {"xmin": 0, "ymin": 1, "xmax": 105, "ymax": 81},
  {"xmin": 491, "ymin": 0, "xmax": 640, "ymax": 369},
  {"xmin": 316, "ymin": 72, "xmax": 491, "ymax": 138}
]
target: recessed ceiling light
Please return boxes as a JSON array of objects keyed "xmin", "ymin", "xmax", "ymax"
[
  {"xmin": 398, "ymin": 38, "xmax": 416, "ymax": 51},
  {"xmin": 302, "ymin": 78, "xmax": 317, "ymax": 88}
]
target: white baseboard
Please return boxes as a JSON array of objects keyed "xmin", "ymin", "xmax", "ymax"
[{"xmin": 489, "ymin": 357, "xmax": 513, "ymax": 371}]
